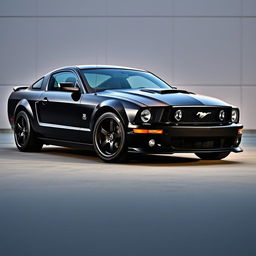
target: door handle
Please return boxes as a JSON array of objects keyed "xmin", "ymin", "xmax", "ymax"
[{"xmin": 41, "ymin": 97, "xmax": 48, "ymax": 105}]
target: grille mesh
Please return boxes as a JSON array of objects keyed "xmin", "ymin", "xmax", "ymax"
[
  {"xmin": 169, "ymin": 107, "xmax": 232, "ymax": 125},
  {"xmin": 170, "ymin": 136, "xmax": 235, "ymax": 150}
]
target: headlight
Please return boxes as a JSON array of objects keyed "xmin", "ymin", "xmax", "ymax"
[
  {"xmin": 174, "ymin": 109, "xmax": 182, "ymax": 121},
  {"xmin": 140, "ymin": 109, "xmax": 151, "ymax": 122},
  {"xmin": 231, "ymin": 109, "xmax": 239, "ymax": 123},
  {"xmin": 219, "ymin": 110, "xmax": 225, "ymax": 121}
]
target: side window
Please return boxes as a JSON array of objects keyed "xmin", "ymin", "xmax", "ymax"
[
  {"xmin": 32, "ymin": 78, "xmax": 43, "ymax": 89},
  {"xmin": 48, "ymin": 72, "xmax": 78, "ymax": 91}
]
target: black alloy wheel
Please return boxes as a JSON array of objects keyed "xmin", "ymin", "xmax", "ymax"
[
  {"xmin": 15, "ymin": 115, "xmax": 28, "ymax": 148},
  {"xmin": 93, "ymin": 112, "xmax": 127, "ymax": 162},
  {"xmin": 14, "ymin": 111, "xmax": 43, "ymax": 152}
]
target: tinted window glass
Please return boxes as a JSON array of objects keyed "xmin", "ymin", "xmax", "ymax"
[
  {"xmin": 127, "ymin": 76, "xmax": 157, "ymax": 89},
  {"xmin": 85, "ymin": 73, "xmax": 111, "ymax": 88},
  {"xmin": 48, "ymin": 72, "xmax": 78, "ymax": 91},
  {"xmin": 32, "ymin": 78, "xmax": 43, "ymax": 89},
  {"xmin": 81, "ymin": 69, "xmax": 171, "ymax": 91}
]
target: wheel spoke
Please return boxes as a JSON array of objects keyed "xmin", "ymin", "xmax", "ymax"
[
  {"xmin": 20, "ymin": 134, "xmax": 25, "ymax": 144},
  {"xmin": 109, "ymin": 141, "xmax": 114, "ymax": 152},
  {"xmin": 23, "ymin": 131, "xmax": 27, "ymax": 140},
  {"xmin": 109, "ymin": 119, "xmax": 114, "ymax": 132},
  {"xmin": 100, "ymin": 127, "xmax": 108, "ymax": 136},
  {"xmin": 21, "ymin": 117, "xmax": 25, "ymax": 128},
  {"xmin": 114, "ymin": 141, "xmax": 119, "ymax": 149},
  {"xmin": 115, "ymin": 130, "xmax": 121, "ymax": 138},
  {"xmin": 17, "ymin": 123, "xmax": 23, "ymax": 131}
]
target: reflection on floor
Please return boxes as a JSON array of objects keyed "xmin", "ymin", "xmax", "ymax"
[{"xmin": 0, "ymin": 131, "xmax": 256, "ymax": 256}]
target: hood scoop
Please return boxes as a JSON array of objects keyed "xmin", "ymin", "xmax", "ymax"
[{"xmin": 140, "ymin": 88, "xmax": 193, "ymax": 95}]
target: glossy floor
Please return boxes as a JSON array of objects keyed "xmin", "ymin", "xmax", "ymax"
[{"xmin": 0, "ymin": 132, "xmax": 256, "ymax": 256}]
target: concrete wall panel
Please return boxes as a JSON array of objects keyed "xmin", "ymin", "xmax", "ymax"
[
  {"xmin": 0, "ymin": 86, "xmax": 14, "ymax": 129},
  {"xmin": 37, "ymin": 18, "xmax": 107, "ymax": 77},
  {"xmin": 38, "ymin": 0, "xmax": 107, "ymax": 16},
  {"xmin": 106, "ymin": 18, "xmax": 172, "ymax": 82},
  {"xmin": 243, "ymin": 0, "xmax": 256, "ymax": 16},
  {"xmin": 173, "ymin": 18, "xmax": 241, "ymax": 85},
  {"xmin": 107, "ymin": 0, "xmax": 174, "ymax": 16},
  {"xmin": 0, "ymin": 18, "xmax": 37, "ymax": 85},
  {"xmin": 0, "ymin": 0, "xmax": 37, "ymax": 16},
  {"xmin": 242, "ymin": 86, "xmax": 256, "ymax": 129},
  {"xmin": 173, "ymin": 0, "xmax": 241, "ymax": 16},
  {"xmin": 242, "ymin": 18, "xmax": 256, "ymax": 84}
]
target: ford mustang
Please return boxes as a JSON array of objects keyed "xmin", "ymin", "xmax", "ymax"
[{"xmin": 8, "ymin": 65, "xmax": 243, "ymax": 162}]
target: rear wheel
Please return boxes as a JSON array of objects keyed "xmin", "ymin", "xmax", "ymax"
[
  {"xmin": 93, "ymin": 112, "xmax": 127, "ymax": 162},
  {"xmin": 195, "ymin": 152, "xmax": 230, "ymax": 160},
  {"xmin": 14, "ymin": 111, "xmax": 43, "ymax": 152}
]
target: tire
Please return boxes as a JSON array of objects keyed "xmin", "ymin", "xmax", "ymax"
[
  {"xmin": 195, "ymin": 152, "xmax": 230, "ymax": 160},
  {"xmin": 93, "ymin": 112, "xmax": 128, "ymax": 163},
  {"xmin": 14, "ymin": 111, "xmax": 43, "ymax": 152}
]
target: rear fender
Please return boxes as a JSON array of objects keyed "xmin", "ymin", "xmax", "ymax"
[{"xmin": 14, "ymin": 99, "xmax": 34, "ymax": 121}]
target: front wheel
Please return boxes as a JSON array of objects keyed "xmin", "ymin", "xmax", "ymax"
[
  {"xmin": 195, "ymin": 152, "xmax": 230, "ymax": 160},
  {"xmin": 93, "ymin": 112, "xmax": 128, "ymax": 162}
]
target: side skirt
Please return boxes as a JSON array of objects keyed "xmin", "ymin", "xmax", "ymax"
[{"xmin": 38, "ymin": 137, "xmax": 94, "ymax": 151}]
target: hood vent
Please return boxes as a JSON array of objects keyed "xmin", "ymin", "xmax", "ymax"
[{"xmin": 140, "ymin": 88, "xmax": 193, "ymax": 95}]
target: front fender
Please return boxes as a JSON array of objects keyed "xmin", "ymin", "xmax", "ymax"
[{"xmin": 90, "ymin": 99, "xmax": 129, "ymax": 131}]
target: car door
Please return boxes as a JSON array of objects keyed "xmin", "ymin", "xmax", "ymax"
[{"xmin": 36, "ymin": 70, "xmax": 86, "ymax": 141}]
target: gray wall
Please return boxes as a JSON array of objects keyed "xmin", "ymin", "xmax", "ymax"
[{"xmin": 0, "ymin": 0, "xmax": 256, "ymax": 129}]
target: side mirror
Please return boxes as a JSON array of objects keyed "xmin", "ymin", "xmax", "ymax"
[{"xmin": 58, "ymin": 82, "xmax": 80, "ymax": 92}]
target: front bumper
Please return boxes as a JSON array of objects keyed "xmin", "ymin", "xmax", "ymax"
[{"xmin": 127, "ymin": 124, "xmax": 243, "ymax": 154}]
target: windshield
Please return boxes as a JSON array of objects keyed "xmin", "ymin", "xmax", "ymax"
[{"xmin": 81, "ymin": 68, "xmax": 171, "ymax": 91}]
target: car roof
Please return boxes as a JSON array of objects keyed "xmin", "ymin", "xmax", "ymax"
[
  {"xmin": 43, "ymin": 65, "xmax": 148, "ymax": 81},
  {"xmin": 49, "ymin": 65, "xmax": 146, "ymax": 73},
  {"xmin": 76, "ymin": 65, "xmax": 146, "ymax": 71}
]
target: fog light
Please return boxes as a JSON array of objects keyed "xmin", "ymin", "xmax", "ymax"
[
  {"xmin": 219, "ymin": 110, "xmax": 225, "ymax": 121},
  {"xmin": 232, "ymin": 109, "xmax": 239, "ymax": 123},
  {"xmin": 148, "ymin": 139, "xmax": 155, "ymax": 147},
  {"xmin": 234, "ymin": 136, "xmax": 241, "ymax": 147},
  {"xmin": 174, "ymin": 109, "xmax": 182, "ymax": 121}
]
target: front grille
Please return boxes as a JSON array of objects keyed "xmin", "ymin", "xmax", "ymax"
[
  {"xmin": 170, "ymin": 136, "xmax": 235, "ymax": 150},
  {"xmin": 169, "ymin": 107, "xmax": 232, "ymax": 125}
]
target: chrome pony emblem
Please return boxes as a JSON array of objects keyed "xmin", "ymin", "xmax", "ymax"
[{"xmin": 196, "ymin": 112, "xmax": 211, "ymax": 119}]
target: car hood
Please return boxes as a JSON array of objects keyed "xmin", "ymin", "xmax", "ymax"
[{"xmin": 98, "ymin": 88, "xmax": 230, "ymax": 107}]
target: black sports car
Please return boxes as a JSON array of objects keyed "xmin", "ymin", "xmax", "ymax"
[{"xmin": 8, "ymin": 65, "xmax": 243, "ymax": 162}]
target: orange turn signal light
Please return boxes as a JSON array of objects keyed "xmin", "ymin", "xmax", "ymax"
[
  {"xmin": 133, "ymin": 129, "xmax": 163, "ymax": 134},
  {"xmin": 238, "ymin": 128, "xmax": 243, "ymax": 134}
]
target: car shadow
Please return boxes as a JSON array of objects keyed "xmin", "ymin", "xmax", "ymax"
[
  {"xmin": 41, "ymin": 147, "xmax": 241, "ymax": 167},
  {"xmin": 3, "ymin": 146, "xmax": 241, "ymax": 167}
]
